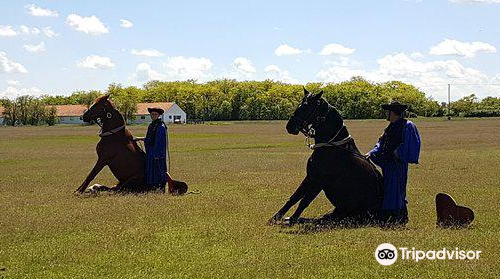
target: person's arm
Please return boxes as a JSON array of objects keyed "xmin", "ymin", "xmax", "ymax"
[
  {"xmin": 395, "ymin": 122, "xmax": 421, "ymax": 164},
  {"xmin": 367, "ymin": 140, "xmax": 384, "ymax": 167}
]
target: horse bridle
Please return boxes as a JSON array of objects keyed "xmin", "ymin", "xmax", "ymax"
[
  {"xmin": 88, "ymin": 101, "xmax": 124, "ymax": 137},
  {"xmin": 292, "ymin": 99, "xmax": 348, "ymax": 149},
  {"xmin": 89, "ymin": 102, "xmax": 112, "ymax": 128},
  {"xmin": 291, "ymin": 99, "xmax": 327, "ymax": 138}
]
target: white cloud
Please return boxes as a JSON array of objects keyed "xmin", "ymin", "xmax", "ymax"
[
  {"xmin": 316, "ymin": 52, "xmax": 496, "ymax": 100},
  {"xmin": 264, "ymin": 64, "xmax": 298, "ymax": 84},
  {"xmin": 132, "ymin": 63, "xmax": 165, "ymax": 81},
  {"xmin": 66, "ymin": 14, "xmax": 109, "ymax": 35},
  {"xmin": 264, "ymin": 65, "xmax": 281, "ymax": 73},
  {"xmin": 163, "ymin": 56, "xmax": 213, "ymax": 80},
  {"xmin": 449, "ymin": 0, "xmax": 500, "ymax": 3},
  {"xmin": 7, "ymin": 80, "xmax": 20, "ymax": 86},
  {"xmin": 275, "ymin": 44, "xmax": 305, "ymax": 56},
  {"xmin": 1, "ymin": 85, "xmax": 42, "ymax": 99},
  {"xmin": 220, "ymin": 58, "xmax": 257, "ymax": 80},
  {"xmin": 25, "ymin": 4, "xmax": 59, "ymax": 17},
  {"xmin": 132, "ymin": 57, "xmax": 215, "ymax": 82},
  {"xmin": 131, "ymin": 48, "xmax": 164, "ymax": 57},
  {"xmin": 0, "ymin": 52, "xmax": 28, "ymax": 74},
  {"xmin": 18, "ymin": 25, "xmax": 56, "ymax": 37},
  {"xmin": 23, "ymin": 42, "xmax": 46, "ymax": 53},
  {"xmin": 324, "ymin": 57, "xmax": 359, "ymax": 67},
  {"xmin": 42, "ymin": 26, "xmax": 58, "ymax": 38},
  {"xmin": 430, "ymin": 39, "xmax": 496, "ymax": 57},
  {"xmin": 77, "ymin": 55, "xmax": 115, "ymax": 69},
  {"xmin": 410, "ymin": 52, "xmax": 424, "ymax": 59},
  {"xmin": 120, "ymin": 19, "xmax": 133, "ymax": 28},
  {"xmin": 319, "ymin": 43, "xmax": 356, "ymax": 55},
  {"xmin": 0, "ymin": 25, "xmax": 18, "ymax": 37},
  {"xmin": 20, "ymin": 25, "xmax": 30, "ymax": 34},
  {"xmin": 20, "ymin": 25, "xmax": 41, "ymax": 35},
  {"xmin": 232, "ymin": 57, "xmax": 256, "ymax": 78},
  {"xmin": 316, "ymin": 66, "xmax": 368, "ymax": 84}
]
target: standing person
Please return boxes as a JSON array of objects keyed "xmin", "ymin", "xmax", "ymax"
[
  {"xmin": 138, "ymin": 107, "xmax": 168, "ymax": 191},
  {"xmin": 366, "ymin": 101, "xmax": 421, "ymax": 226}
]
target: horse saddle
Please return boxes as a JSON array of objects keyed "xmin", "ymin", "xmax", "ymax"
[{"xmin": 435, "ymin": 193, "xmax": 474, "ymax": 228}]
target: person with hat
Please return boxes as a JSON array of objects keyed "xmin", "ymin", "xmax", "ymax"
[
  {"xmin": 136, "ymin": 107, "xmax": 168, "ymax": 191},
  {"xmin": 366, "ymin": 101, "xmax": 421, "ymax": 226}
]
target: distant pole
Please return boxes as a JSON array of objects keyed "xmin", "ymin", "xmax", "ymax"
[{"xmin": 447, "ymin": 84, "xmax": 451, "ymax": 117}]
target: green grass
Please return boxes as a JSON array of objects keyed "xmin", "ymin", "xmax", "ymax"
[{"xmin": 0, "ymin": 119, "xmax": 499, "ymax": 278}]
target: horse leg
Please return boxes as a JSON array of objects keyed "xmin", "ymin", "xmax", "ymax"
[
  {"xmin": 288, "ymin": 179, "xmax": 322, "ymax": 224},
  {"xmin": 87, "ymin": 183, "xmax": 119, "ymax": 194},
  {"xmin": 268, "ymin": 176, "xmax": 310, "ymax": 224},
  {"xmin": 268, "ymin": 176, "xmax": 321, "ymax": 225},
  {"xmin": 114, "ymin": 175, "xmax": 146, "ymax": 193},
  {"xmin": 76, "ymin": 160, "xmax": 106, "ymax": 193}
]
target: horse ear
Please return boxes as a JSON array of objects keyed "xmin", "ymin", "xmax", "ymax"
[
  {"xmin": 303, "ymin": 86, "xmax": 309, "ymax": 97},
  {"xmin": 315, "ymin": 90, "xmax": 324, "ymax": 99}
]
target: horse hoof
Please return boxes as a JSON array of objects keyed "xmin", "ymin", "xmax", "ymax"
[{"xmin": 87, "ymin": 184, "xmax": 102, "ymax": 194}]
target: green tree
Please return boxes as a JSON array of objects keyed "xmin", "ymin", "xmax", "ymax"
[
  {"xmin": 450, "ymin": 94, "xmax": 478, "ymax": 116},
  {"xmin": 44, "ymin": 106, "xmax": 58, "ymax": 126},
  {"xmin": 108, "ymin": 84, "xmax": 141, "ymax": 123}
]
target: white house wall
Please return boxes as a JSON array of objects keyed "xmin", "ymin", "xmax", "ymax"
[
  {"xmin": 163, "ymin": 103, "xmax": 186, "ymax": 123},
  {"xmin": 130, "ymin": 104, "xmax": 186, "ymax": 124},
  {"xmin": 58, "ymin": 116, "xmax": 85, "ymax": 124}
]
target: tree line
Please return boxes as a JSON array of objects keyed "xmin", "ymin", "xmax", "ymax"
[
  {"xmin": 1, "ymin": 78, "xmax": 499, "ymax": 126},
  {"xmin": 448, "ymin": 94, "xmax": 500, "ymax": 117},
  {"xmin": 0, "ymin": 96, "xmax": 57, "ymax": 126}
]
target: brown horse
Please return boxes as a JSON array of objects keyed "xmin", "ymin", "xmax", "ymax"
[{"xmin": 76, "ymin": 95, "xmax": 187, "ymax": 194}]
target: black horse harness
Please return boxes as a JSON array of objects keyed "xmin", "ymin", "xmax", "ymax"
[
  {"xmin": 291, "ymin": 100, "xmax": 350, "ymax": 150},
  {"xmin": 88, "ymin": 102, "xmax": 125, "ymax": 137}
]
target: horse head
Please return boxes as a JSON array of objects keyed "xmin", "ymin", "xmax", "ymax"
[
  {"xmin": 82, "ymin": 94, "xmax": 116, "ymax": 125},
  {"xmin": 286, "ymin": 87, "xmax": 328, "ymax": 135},
  {"xmin": 287, "ymin": 87, "xmax": 346, "ymax": 143}
]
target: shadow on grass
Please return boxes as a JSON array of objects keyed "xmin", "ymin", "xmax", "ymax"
[{"xmin": 276, "ymin": 219, "xmax": 475, "ymax": 235}]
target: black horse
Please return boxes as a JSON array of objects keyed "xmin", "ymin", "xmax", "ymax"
[{"xmin": 268, "ymin": 88, "xmax": 383, "ymax": 226}]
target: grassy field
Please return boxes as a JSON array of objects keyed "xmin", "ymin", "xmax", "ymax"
[{"xmin": 0, "ymin": 118, "xmax": 499, "ymax": 278}]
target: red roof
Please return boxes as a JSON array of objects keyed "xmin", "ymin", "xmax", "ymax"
[
  {"xmin": 136, "ymin": 102, "xmax": 174, "ymax": 115},
  {"xmin": 0, "ymin": 106, "xmax": 3, "ymax": 117},
  {"xmin": 54, "ymin": 104, "xmax": 88, "ymax": 117}
]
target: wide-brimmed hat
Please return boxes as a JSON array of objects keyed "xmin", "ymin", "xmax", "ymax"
[
  {"xmin": 381, "ymin": 101, "xmax": 408, "ymax": 114},
  {"xmin": 147, "ymin": 107, "xmax": 165, "ymax": 115}
]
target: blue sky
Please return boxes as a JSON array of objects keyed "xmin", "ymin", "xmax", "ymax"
[{"xmin": 1, "ymin": 0, "xmax": 500, "ymax": 102}]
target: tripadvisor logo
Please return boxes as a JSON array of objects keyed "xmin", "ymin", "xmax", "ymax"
[
  {"xmin": 375, "ymin": 243, "xmax": 398, "ymax": 265},
  {"xmin": 375, "ymin": 243, "xmax": 482, "ymax": 266}
]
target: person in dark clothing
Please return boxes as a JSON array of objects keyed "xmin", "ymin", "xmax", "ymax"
[
  {"xmin": 136, "ymin": 107, "xmax": 168, "ymax": 190},
  {"xmin": 367, "ymin": 101, "xmax": 421, "ymax": 226}
]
